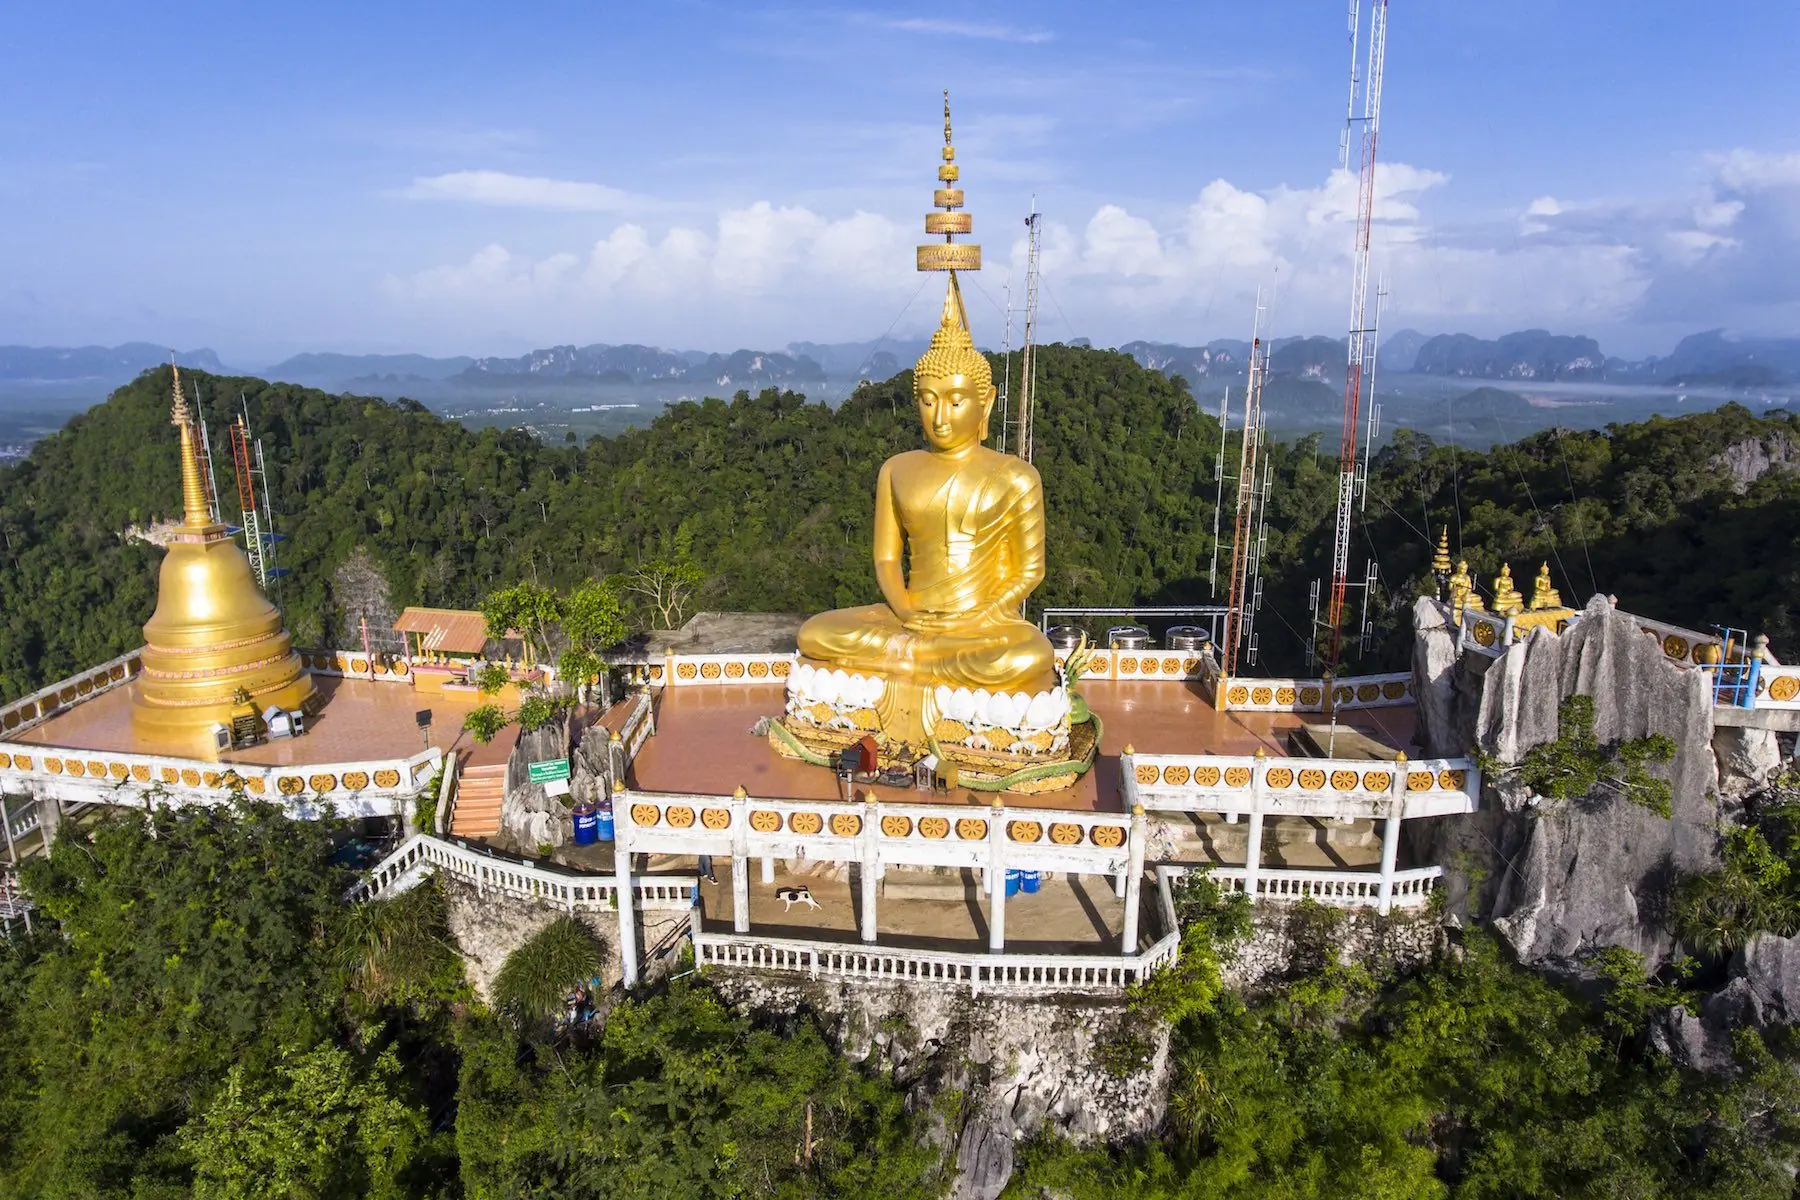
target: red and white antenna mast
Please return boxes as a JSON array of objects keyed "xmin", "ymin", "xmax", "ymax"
[{"xmin": 1320, "ymin": 0, "xmax": 1387, "ymax": 675}]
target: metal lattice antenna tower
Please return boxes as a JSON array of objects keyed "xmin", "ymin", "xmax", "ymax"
[
  {"xmin": 228, "ymin": 397, "xmax": 289, "ymax": 596},
  {"xmin": 1015, "ymin": 200, "xmax": 1043, "ymax": 464},
  {"xmin": 1221, "ymin": 301, "xmax": 1271, "ymax": 683},
  {"xmin": 997, "ymin": 272, "xmax": 1015, "ymax": 453},
  {"xmin": 1322, "ymin": 0, "xmax": 1388, "ymax": 674}
]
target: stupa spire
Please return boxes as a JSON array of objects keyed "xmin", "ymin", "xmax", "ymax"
[
  {"xmin": 913, "ymin": 92, "xmax": 988, "ymax": 388},
  {"xmin": 169, "ymin": 364, "xmax": 215, "ymax": 529}
]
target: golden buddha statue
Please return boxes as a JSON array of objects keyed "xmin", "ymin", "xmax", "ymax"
[
  {"xmin": 132, "ymin": 366, "xmax": 315, "ymax": 756},
  {"xmin": 1528, "ymin": 562, "xmax": 1562, "ymax": 610},
  {"xmin": 1446, "ymin": 559, "xmax": 1483, "ymax": 615},
  {"xmin": 791, "ymin": 94, "xmax": 1056, "ymax": 748},
  {"xmin": 1491, "ymin": 563, "xmax": 1524, "ymax": 616}
]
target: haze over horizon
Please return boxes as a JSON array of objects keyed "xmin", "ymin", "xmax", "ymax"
[{"xmin": 4, "ymin": 1, "xmax": 1797, "ymax": 364}]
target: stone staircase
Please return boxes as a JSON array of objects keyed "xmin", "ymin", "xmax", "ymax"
[{"xmin": 450, "ymin": 763, "xmax": 506, "ymax": 840}]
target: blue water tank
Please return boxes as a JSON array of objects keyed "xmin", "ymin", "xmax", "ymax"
[{"xmin": 1020, "ymin": 870, "xmax": 1041, "ymax": 895}]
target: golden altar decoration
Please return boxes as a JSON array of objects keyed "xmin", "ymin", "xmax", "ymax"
[
  {"xmin": 131, "ymin": 366, "xmax": 316, "ymax": 756},
  {"xmin": 769, "ymin": 95, "xmax": 1093, "ymax": 794}
]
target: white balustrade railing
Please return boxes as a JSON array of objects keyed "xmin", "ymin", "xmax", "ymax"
[
  {"xmin": 0, "ymin": 649, "xmax": 143, "ymax": 738},
  {"xmin": 692, "ymin": 925, "xmax": 1181, "ymax": 996},
  {"xmin": 662, "ymin": 653, "xmax": 793, "ymax": 688},
  {"xmin": 346, "ymin": 832, "xmax": 696, "ymax": 911},
  {"xmin": 1217, "ymin": 671, "xmax": 1414, "ymax": 713},
  {"xmin": 1207, "ymin": 864, "xmax": 1441, "ymax": 909},
  {"xmin": 617, "ymin": 789, "xmax": 1134, "ymax": 874},
  {"xmin": 1125, "ymin": 752, "xmax": 1478, "ymax": 819},
  {"xmin": 0, "ymin": 740, "xmax": 440, "ymax": 818}
]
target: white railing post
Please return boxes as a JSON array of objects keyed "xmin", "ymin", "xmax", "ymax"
[
  {"xmin": 987, "ymin": 797, "xmax": 1007, "ymax": 953},
  {"xmin": 1378, "ymin": 753, "xmax": 1406, "ymax": 915},
  {"xmin": 1243, "ymin": 750, "xmax": 1266, "ymax": 903},
  {"xmin": 615, "ymin": 784, "xmax": 639, "ymax": 988},
  {"xmin": 731, "ymin": 787, "xmax": 750, "ymax": 935},
  {"xmin": 859, "ymin": 794, "xmax": 879, "ymax": 944},
  {"xmin": 1122, "ymin": 804, "xmax": 1146, "ymax": 954}
]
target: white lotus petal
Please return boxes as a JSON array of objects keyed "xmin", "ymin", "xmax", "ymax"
[{"xmin": 1025, "ymin": 691, "xmax": 1059, "ymax": 729}]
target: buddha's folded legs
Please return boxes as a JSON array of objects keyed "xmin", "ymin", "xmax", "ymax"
[
  {"xmin": 795, "ymin": 604, "xmax": 910, "ymax": 677},
  {"xmin": 797, "ymin": 605, "xmax": 1055, "ymax": 692}
]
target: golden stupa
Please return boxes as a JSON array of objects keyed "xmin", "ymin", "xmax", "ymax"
[{"xmin": 131, "ymin": 366, "xmax": 315, "ymax": 755}]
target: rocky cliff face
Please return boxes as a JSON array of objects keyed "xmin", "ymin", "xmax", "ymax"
[
  {"xmin": 1413, "ymin": 594, "xmax": 1729, "ymax": 972},
  {"xmin": 706, "ymin": 974, "xmax": 1171, "ymax": 1200},
  {"xmin": 497, "ymin": 720, "xmax": 573, "ymax": 854},
  {"xmin": 1656, "ymin": 931, "xmax": 1800, "ymax": 1073}
]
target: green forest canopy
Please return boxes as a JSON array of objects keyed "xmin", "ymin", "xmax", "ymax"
[{"xmin": 1, "ymin": 352, "xmax": 1796, "ymax": 704}]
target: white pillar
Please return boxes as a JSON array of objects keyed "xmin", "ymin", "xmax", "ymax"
[
  {"xmin": 859, "ymin": 796, "xmax": 879, "ymax": 943},
  {"xmin": 987, "ymin": 800, "xmax": 1007, "ymax": 953},
  {"xmin": 1378, "ymin": 755, "xmax": 1407, "ymax": 915},
  {"xmin": 0, "ymin": 798, "xmax": 14, "ymax": 865},
  {"xmin": 1243, "ymin": 751, "xmax": 1267, "ymax": 903},
  {"xmin": 731, "ymin": 788, "xmax": 750, "ymax": 935},
  {"xmin": 39, "ymin": 796, "xmax": 60, "ymax": 849},
  {"xmin": 1113, "ymin": 869, "xmax": 1127, "ymax": 899},
  {"xmin": 760, "ymin": 856, "xmax": 775, "ymax": 884},
  {"xmin": 614, "ymin": 794, "xmax": 639, "ymax": 988},
  {"xmin": 1122, "ymin": 806, "xmax": 1146, "ymax": 954}
]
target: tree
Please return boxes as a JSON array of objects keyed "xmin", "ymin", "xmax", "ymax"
[
  {"xmin": 182, "ymin": 1045, "xmax": 434, "ymax": 1200},
  {"xmin": 480, "ymin": 581, "xmax": 562, "ymax": 668},
  {"xmin": 621, "ymin": 556, "xmax": 705, "ymax": 630},
  {"xmin": 490, "ymin": 917, "xmax": 605, "ymax": 1031}
]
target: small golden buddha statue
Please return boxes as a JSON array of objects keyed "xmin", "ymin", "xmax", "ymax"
[
  {"xmin": 1446, "ymin": 559, "xmax": 1483, "ymax": 614},
  {"xmin": 793, "ymin": 93, "xmax": 1055, "ymax": 747},
  {"xmin": 1491, "ymin": 564, "xmax": 1524, "ymax": 616},
  {"xmin": 1528, "ymin": 562, "xmax": 1562, "ymax": 610}
]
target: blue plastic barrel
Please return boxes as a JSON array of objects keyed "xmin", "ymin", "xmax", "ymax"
[
  {"xmin": 1004, "ymin": 868, "xmax": 1022, "ymax": 897},
  {"xmin": 1020, "ymin": 870, "xmax": 1041, "ymax": 895},
  {"xmin": 572, "ymin": 804, "xmax": 600, "ymax": 846},
  {"xmin": 594, "ymin": 799, "xmax": 616, "ymax": 843}
]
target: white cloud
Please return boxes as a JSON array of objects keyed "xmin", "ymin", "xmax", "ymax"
[
  {"xmin": 874, "ymin": 17, "xmax": 1053, "ymax": 44},
  {"xmin": 396, "ymin": 170, "xmax": 635, "ymax": 212},
  {"xmin": 382, "ymin": 147, "xmax": 1800, "ymax": 351}
]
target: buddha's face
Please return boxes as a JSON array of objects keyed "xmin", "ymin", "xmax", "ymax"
[{"xmin": 915, "ymin": 373, "xmax": 995, "ymax": 453}]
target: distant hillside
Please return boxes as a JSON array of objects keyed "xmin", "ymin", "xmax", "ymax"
[
  {"xmin": 262, "ymin": 352, "xmax": 473, "ymax": 388},
  {"xmin": 1411, "ymin": 330, "xmax": 1605, "ymax": 381},
  {"xmin": 1118, "ymin": 340, "xmax": 1247, "ymax": 383},
  {"xmin": 0, "ymin": 343, "xmax": 226, "ymax": 382},
  {"xmin": 1269, "ymin": 336, "xmax": 1344, "ymax": 382},
  {"xmin": 1657, "ymin": 331, "xmax": 1800, "ymax": 384},
  {"xmin": 1377, "ymin": 328, "xmax": 1430, "ymax": 373},
  {"xmin": 457, "ymin": 343, "xmax": 826, "ymax": 387}
]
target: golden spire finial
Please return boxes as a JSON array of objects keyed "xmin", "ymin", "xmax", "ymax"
[
  {"xmin": 917, "ymin": 91, "xmax": 980, "ymax": 274},
  {"xmin": 1432, "ymin": 527, "xmax": 1451, "ymax": 575},
  {"xmin": 170, "ymin": 363, "xmax": 214, "ymax": 528},
  {"xmin": 170, "ymin": 361, "xmax": 190, "ymax": 427}
]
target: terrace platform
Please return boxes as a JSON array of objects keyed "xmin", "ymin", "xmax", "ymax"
[
  {"xmin": 13, "ymin": 674, "xmax": 513, "ymax": 771},
  {"xmin": 626, "ymin": 678, "xmax": 1419, "ymax": 812}
]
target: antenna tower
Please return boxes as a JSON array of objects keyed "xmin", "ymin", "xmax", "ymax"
[
  {"xmin": 228, "ymin": 399, "xmax": 289, "ymax": 595},
  {"xmin": 1319, "ymin": 0, "xmax": 1388, "ymax": 672},
  {"xmin": 1014, "ymin": 202, "xmax": 1043, "ymax": 463},
  {"xmin": 996, "ymin": 273, "xmax": 1015, "ymax": 452},
  {"xmin": 1220, "ymin": 309, "xmax": 1272, "ymax": 681}
]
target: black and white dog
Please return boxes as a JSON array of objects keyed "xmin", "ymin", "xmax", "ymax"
[{"xmin": 776, "ymin": 886, "xmax": 820, "ymax": 912}]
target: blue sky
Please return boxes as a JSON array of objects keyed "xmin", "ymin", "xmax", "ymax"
[{"xmin": 3, "ymin": 0, "xmax": 1797, "ymax": 362}]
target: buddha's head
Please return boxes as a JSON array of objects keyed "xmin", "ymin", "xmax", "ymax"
[{"xmin": 914, "ymin": 279, "xmax": 995, "ymax": 452}]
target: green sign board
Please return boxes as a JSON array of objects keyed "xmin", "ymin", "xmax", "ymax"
[{"xmin": 528, "ymin": 759, "xmax": 570, "ymax": 784}]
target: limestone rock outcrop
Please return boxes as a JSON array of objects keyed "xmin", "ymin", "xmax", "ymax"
[
  {"xmin": 1413, "ymin": 593, "xmax": 1724, "ymax": 972},
  {"xmin": 706, "ymin": 974, "xmax": 1171, "ymax": 1200},
  {"xmin": 1654, "ymin": 932, "xmax": 1800, "ymax": 1074},
  {"xmin": 498, "ymin": 720, "xmax": 573, "ymax": 853}
]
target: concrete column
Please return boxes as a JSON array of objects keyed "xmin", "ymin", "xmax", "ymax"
[
  {"xmin": 731, "ymin": 787, "xmax": 750, "ymax": 935},
  {"xmin": 39, "ymin": 796, "xmax": 60, "ymax": 849},
  {"xmin": 0, "ymin": 798, "xmax": 14, "ymax": 865},
  {"xmin": 1378, "ymin": 754, "xmax": 1407, "ymax": 915},
  {"xmin": 615, "ymin": 799, "xmax": 639, "ymax": 988},
  {"xmin": 1244, "ymin": 751, "xmax": 1267, "ymax": 904},
  {"xmin": 859, "ymin": 796, "xmax": 879, "ymax": 943},
  {"xmin": 1121, "ymin": 805, "xmax": 1147, "ymax": 954},
  {"xmin": 1114, "ymin": 868, "xmax": 1127, "ymax": 899},
  {"xmin": 760, "ymin": 856, "xmax": 775, "ymax": 884},
  {"xmin": 987, "ymin": 799, "xmax": 1007, "ymax": 953}
]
